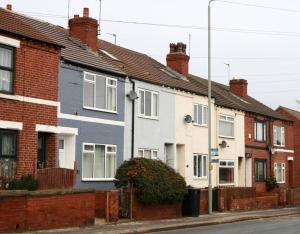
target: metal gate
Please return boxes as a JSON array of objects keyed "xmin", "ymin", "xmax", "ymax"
[{"xmin": 118, "ymin": 188, "xmax": 130, "ymax": 218}]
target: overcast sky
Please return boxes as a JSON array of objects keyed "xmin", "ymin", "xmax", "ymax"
[{"xmin": 2, "ymin": 0, "xmax": 300, "ymax": 110}]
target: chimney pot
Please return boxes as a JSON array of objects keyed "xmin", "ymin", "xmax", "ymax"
[
  {"xmin": 166, "ymin": 42, "xmax": 190, "ymax": 77},
  {"xmin": 6, "ymin": 4, "xmax": 12, "ymax": 11},
  {"xmin": 83, "ymin": 8, "xmax": 89, "ymax": 17},
  {"xmin": 229, "ymin": 79, "xmax": 248, "ymax": 98}
]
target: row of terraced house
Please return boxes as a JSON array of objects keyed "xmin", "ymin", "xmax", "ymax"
[{"xmin": 0, "ymin": 5, "xmax": 300, "ymax": 194}]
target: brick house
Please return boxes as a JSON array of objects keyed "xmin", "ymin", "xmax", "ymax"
[
  {"xmin": 276, "ymin": 106, "xmax": 300, "ymax": 188},
  {"xmin": 229, "ymin": 80, "xmax": 294, "ymax": 193},
  {"xmin": 0, "ymin": 6, "xmax": 63, "ymax": 188}
]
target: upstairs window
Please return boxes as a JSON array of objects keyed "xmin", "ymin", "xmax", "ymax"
[
  {"xmin": 193, "ymin": 104, "xmax": 208, "ymax": 126},
  {"xmin": 219, "ymin": 115, "xmax": 234, "ymax": 138},
  {"xmin": 273, "ymin": 126, "xmax": 285, "ymax": 147},
  {"xmin": 83, "ymin": 72, "xmax": 117, "ymax": 112},
  {"xmin": 0, "ymin": 45, "xmax": 14, "ymax": 93},
  {"xmin": 138, "ymin": 89, "xmax": 159, "ymax": 119},
  {"xmin": 137, "ymin": 149, "xmax": 158, "ymax": 160},
  {"xmin": 254, "ymin": 121, "xmax": 267, "ymax": 142}
]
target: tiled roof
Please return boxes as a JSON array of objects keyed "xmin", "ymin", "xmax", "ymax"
[
  {"xmin": 0, "ymin": 8, "xmax": 124, "ymax": 76},
  {"xmin": 99, "ymin": 40, "xmax": 291, "ymax": 122},
  {"xmin": 278, "ymin": 106, "xmax": 300, "ymax": 120}
]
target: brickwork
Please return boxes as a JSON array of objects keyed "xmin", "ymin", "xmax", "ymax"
[
  {"xmin": 166, "ymin": 43, "xmax": 190, "ymax": 77},
  {"xmin": 0, "ymin": 33, "xmax": 60, "ymax": 180},
  {"xmin": 0, "ymin": 190, "xmax": 95, "ymax": 233},
  {"xmin": 95, "ymin": 190, "xmax": 119, "ymax": 222},
  {"xmin": 199, "ymin": 189, "xmax": 208, "ymax": 214}
]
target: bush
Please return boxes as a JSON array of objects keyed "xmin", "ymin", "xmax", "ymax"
[
  {"xmin": 115, "ymin": 158, "xmax": 187, "ymax": 205},
  {"xmin": 8, "ymin": 174, "xmax": 38, "ymax": 191},
  {"xmin": 265, "ymin": 176, "xmax": 279, "ymax": 191}
]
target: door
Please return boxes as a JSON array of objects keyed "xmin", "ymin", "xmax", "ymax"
[
  {"xmin": 58, "ymin": 138, "xmax": 65, "ymax": 168},
  {"xmin": 245, "ymin": 158, "xmax": 252, "ymax": 187},
  {"xmin": 37, "ymin": 134, "xmax": 46, "ymax": 169}
]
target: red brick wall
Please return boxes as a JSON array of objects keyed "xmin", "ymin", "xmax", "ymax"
[
  {"xmin": 199, "ymin": 189, "xmax": 208, "ymax": 214},
  {"xmin": 245, "ymin": 113, "xmax": 294, "ymax": 191},
  {"xmin": 95, "ymin": 190, "xmax": 119, "ymax": 222},
  {"xmin": 0, "ymin": 33, "xmax": 60, "ymax": 179},
  {"xmin": 0, "ymin": 190, "xmax": 95, "ymax": 233},
  {"xmin": 132, "ymin": 193, "xmax": 181, "ymax": 220},
  {"xmin": 288, "ymin": 188, "xmax": 300, "ymax": 206}
]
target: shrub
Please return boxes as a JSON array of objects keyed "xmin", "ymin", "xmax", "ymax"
[
  {"xmin": 8, "ymin": 174, "xmax": 38, "ymax": 191},
  {"xmin": 115, "ymin": 158, "xmax": 187, "ymax": 205},
  {"xmin": 265, "ymin": 176, "xmax": 279, "ymax": 191}
]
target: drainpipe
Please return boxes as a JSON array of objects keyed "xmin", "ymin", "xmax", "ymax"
[
  {"xmin": 268, "ymin": 120, "xmax": 273, "ymax": 178},
  {"xmin": 129, "ymin": 77, "xmax": 136, "ymax": 159}
]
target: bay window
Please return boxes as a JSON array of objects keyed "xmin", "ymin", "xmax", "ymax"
[
  {"xmin": 254, "ymin": 121, "xmax": 266, "ymax": 142},
  {"xmin": 0, "ymin": 45, "xmax": 14, "ymax": 93},
  {"xmin": 193, "ymin": 104, "xmax": 208, "ymax": 126},
  {"xmin": 82, "ymin": 144, "xmax": 116, "ymax": 180},
  {"xmin": 219, "ymin": 115, "xmax": 234, "ymax": 138},
  {"xmin": 219, "ymin": 160, "xmax": 234, "ymax": 185},
  {"xmin": 83, "ymin": 72, "xmax": 117, "ymax": 112},
  {"xmin": 193, "ymin": 154, "xmax": 207, "ymax": 178},
  {"xmin": 274, "ymin": 126, "xmax": 285, "ymax": 146},
  {"xmin": 138, "ymin": 89, "xmax": 158, "ymax": 119},
  {"xmin": 274, "ymin": 163, "xmax": 285, "ymax": 183}
]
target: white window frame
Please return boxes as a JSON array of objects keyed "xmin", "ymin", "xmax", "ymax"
[
  {"xmin": 83, "ymin": 72, "xmax": 118, "ymax": 113},
  {"xmin": 254, "ymin": 121, "xmax": 267, "ymax": 142},
  {"xmin": 273, "ymin": 126, "xmax": 285, "ymax": 147},
  {"xmin": 193, "ymin": 104, "xmax": 208, "ymax": 126},
  {"xmin": 193, "ymin": 154, "xmax": 208, "ymax": 179},
  {"xmin": 219, "ymin": 114, "xmax": 235, "ymax": 138},
  {"xmin": 82, "ymin": 143, "xmax": 117, "ymax": 181},
  {"xmin": 137, "ymin": 149, "xmax": 158, "ymax": 160},
  {"xmin": 138, "ymin": 88, "xmax": 159, "ymax": 120},
  {"xmin": 274, "ymin": 163, "xmax": 285, "ymax": 183},
  {"xmin": 219, "ymin": 160, "xmax": 235, "ymax": 185}
]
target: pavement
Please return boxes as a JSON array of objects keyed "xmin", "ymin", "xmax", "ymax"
[{"xmin": 25, "ymin": 207, "xmax": 300, "ymax": 234}]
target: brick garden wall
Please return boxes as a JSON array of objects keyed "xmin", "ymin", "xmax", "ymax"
[
  {"xmin": 95, "ymin": 190, "xmax": 119, "ymax": 222},
  {"xmin": 0, "ymin": 189, "xmax": 95, "ymax": 233}
]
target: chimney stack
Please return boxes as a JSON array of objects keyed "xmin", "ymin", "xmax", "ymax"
[
  {"xmin": 229, "ymin": 79, "xmax": 248, "ymax": 98},
  {"xmin": 166, "ymin": 42, "xmax": 190, "ymax": 77},
  {"xmin": 69, "ymin": 8, "xmax": 98, "ymax": 52},
  {"xmin": 6, "ymin": 4, "xmax": 12, "ymax": 11}
]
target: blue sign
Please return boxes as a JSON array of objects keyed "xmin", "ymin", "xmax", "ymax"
[{"xmin": 211, "ymin": 148, "xmax": 219, "ymax": 157}]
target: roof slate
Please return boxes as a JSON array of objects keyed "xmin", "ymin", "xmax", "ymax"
[{"xmin": 278, "ymin": 106, "xmax": 300, "ymax": 120}]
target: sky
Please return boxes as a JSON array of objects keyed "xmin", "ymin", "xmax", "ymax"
[{"xmin": 2, "ymin": 0, "xmax": 300, "ymax": 110}]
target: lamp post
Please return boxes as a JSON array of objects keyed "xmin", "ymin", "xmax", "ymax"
[{"xmin": 207, "ymin": 0, "xmax": 215, "ymax": 215}]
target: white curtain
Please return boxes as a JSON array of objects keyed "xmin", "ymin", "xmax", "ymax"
[
  {"xmin": 94, "ymin": 145, "xmax": 105, "ymax": 178},
  {"xmin": 82, "ymin": 152, "xmax": 94, "ymax": 178},
  {"xmin": 2, "ymin": 134, "xmax": 15, "ymax": 156}
]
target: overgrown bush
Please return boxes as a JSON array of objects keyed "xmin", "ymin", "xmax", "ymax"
[
  {"xmin": 115, "ymin": 158, "xmax": 187, "ymax": 205},
  {"xmin": 8, "ymin": 174, "xmax": 38, "ymax": 191}
]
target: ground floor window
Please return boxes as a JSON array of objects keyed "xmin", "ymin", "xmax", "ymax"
[
  {"xmin": 82, "ymin": 143, "xmax": 116, "ymax": 179},
  {"xmin": 274, "ymin": 163, "xmax": 285, "ymax": 183},
  {"xmin": 193, "ymin": 154, "xmax": 207, "ymax": 178},
  {"xmin": 255, "ymin": 159, "xmax": 267, "ymax": 182},
  {"xmin": 219, "ymin": 160, "xmax": 234, "ymax": 185},
  {"xmin": 137, "ymin": 149, "xmax": 158, "ymax": 159}
]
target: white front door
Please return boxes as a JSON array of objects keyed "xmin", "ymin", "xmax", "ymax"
[{"xmin": 245, "ymin": 158, "xmax": 252, "ymax": 187}]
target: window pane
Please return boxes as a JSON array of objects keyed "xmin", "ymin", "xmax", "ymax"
[
  {"xmin": 107, "ymin": 146, "xmax": 116, "ymax": 153},
  {"xmin": 193, "ymin": 156, "xmax": 197, "ymax": 176},
  {"xmin": 198, "ymin": 105, "xmax": 203, "ymax": 125},
  {"xmin": 2, "ymin": 133, "xmax": 16, "ymax": 156},
  {"xmin": 95, "ymin": 76, "xmax": 106, "ymax": 109},
  {"xmin": 255, "ymin": 160, "xmax": 266, "ymax": 181},
  {"xmin": 107, "ymin": 86, "xmax": 116, "ymax": 111},
  {"xmin": 219, "ymin": 168, "xmax": 234, "ymax": 184},
  {"xmin": 152, "ymin": 150, "xmax": 158, "ymax": 159},
  {"xmin": 0, "ymin": 70, "xmax": 12, "ymax": 92},
  {"xmin": 203, "ymin": 156, "xmax": 207, "ymax": 177},
  {"xmin": 138, "ymin": 150, "xmax": 143, "ymax": 157},
  {"xmin": 219, "ymin": 121, "xmax": 234, "ymax": 137},
  {"xmin": 108, "ymin": 79, "xmax": 116, "ymax": 86},
  {"xmin": 220, "ymin": 161, "xmax": 226, "ymax": 166},
  {"xmin": 59, "ymin": 139, "xmax": 64, "ymax": 150},
  {"xmin": 281, "ymin": 128, "xmax": 285, "ymax": 146},
  {"xmin": 106, "ymin": 153, "xmax": 116, "ymax": 178},
  {"xmin": 83, "ymin": 153, "xmax": 94, "ymax": 178},
  {"xmin": 0, "ymin": 47, "xmax": 12, "ymax": 68},
  {"xmin": 139, "ymin": 90, "xmax": 145, "ymax": 115},
  {"xmin": 94, "ymin": 145, "xmax": 105, "ymax": 178},
  {"xmin": 198, "ymin": 155, "xmax": 202, "ymax": 177},
  {"xmin": 85, "ymin": 73, "xmax": 95, "ymax": 82},
  {"xmin": 193, "ymin": 105, "xmax": 198, "ymax": 124},
  {"xmin": 84, "ymin": 81, "xmax": 94, "ymax": 107},
  {"xmin": 145, "ymin": 91, "xmax": 152, "ymax": 116},
  {"xmin": 203, "ymin": 106, "xmax": 208, "ymax": 125},
  {"xmin": 144, "ymin": 150, "xmax": 151, "ymax": 159},
  {"xmin": 153, "ymin": 93, "xmax": 158, "ymax": 117},
  {"xmin": 227, "ymin": 117, "xmax": 234, "ymax": 122},
  {"xmin": 84, "ymin": 145, "xmax": 94, "ymax": 151},
  {"xmin": 256, "ymin": 122, "xmax": 263, "ymax": 141}
]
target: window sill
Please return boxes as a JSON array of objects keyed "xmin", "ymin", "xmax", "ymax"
[
  {"xmin": 277, "ymin": 181, "xmax": 285, "ymax": 184},
  {"xmin": 83, "ymin": 106, "xmax": 118, "ymax": 114},
  {"xmin": 82, "ymin": 178, "xmax": 115, "ymax": 182},
  {"xmin": 219, "ymin": 135, "xmax": 235, "ymax": 140},
  {"xmin": 254, "ymin": 140, "xmax": 267, "ymax": 143},
  {"xmin": 138, "ymin": 115, "xmax": 159, "ymax": 121},
  {"xmin": 274, "ymin": 144, "xmax": 285, "ymax": 148},
  {"xmin": 218, "ymin": 183, "xmax": 235, "ymax": 186},
  {"xmin": 193, "ymin": 124, "xmax": 208, "ymax": 128},
  {"xmin": 193, "ymin": 177, "xmax": 208, "ymax": 180}
]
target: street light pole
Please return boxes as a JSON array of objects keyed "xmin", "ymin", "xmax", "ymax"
[{"xmin": 208, "ymin": 0, "xmax": 215, "ymax": 215}]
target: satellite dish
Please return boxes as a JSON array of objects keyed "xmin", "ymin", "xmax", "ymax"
[
  {"xmin": 127, "ymin": 90, "xmax": 138, "ymax": 100},
  {"xmin": 219, "ymin": 140, "xmax": 228, "ymax": 148},
  {"xmin": 184, "ymin": 115, "xmax": 193, "ymax": 123}
]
